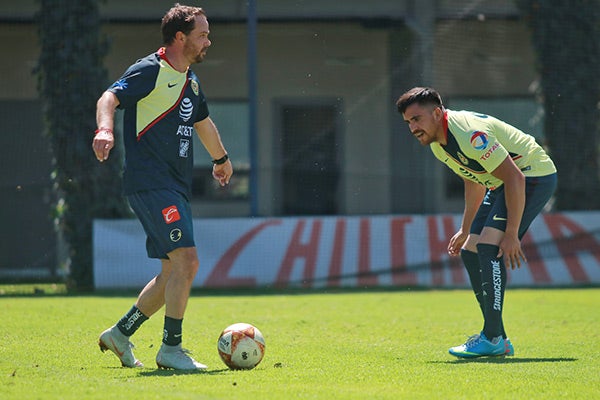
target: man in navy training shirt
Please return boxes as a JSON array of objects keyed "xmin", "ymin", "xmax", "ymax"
[{"xmin": 93, "ymin": 3, "xmax": 232, "ymax": 370}]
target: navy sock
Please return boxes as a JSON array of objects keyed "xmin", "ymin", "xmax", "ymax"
[
  {"xmin": 477, "ymin": 243, "xmax": 507, "ymax": 340},
  {"xmin": 460, "ymin": 249, "xmax": 485, "ymax": 317},
  {"xmin": 163, "ymin": 316, "xmax": 183, "ymax": 346},
  {"xmin": 116, "ymin": 305, "xmax": 149, "ymax": 337}
]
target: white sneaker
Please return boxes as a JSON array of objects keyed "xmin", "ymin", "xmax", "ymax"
[
  {"xmin": 98, "ymin": 326, "xmax": 143, "ymax": 368},
  {"xmin": 156, "ymin": 343, "xmax": 207, "ymax": 371}
]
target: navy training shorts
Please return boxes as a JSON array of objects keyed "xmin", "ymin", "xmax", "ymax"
[
  {"xmin": 470, "ymin": 173, "xmax": 557, "ymax": 238},
  {"xmin": 127, "ymin": 189, "xmax": 195, "ymax": 259}
]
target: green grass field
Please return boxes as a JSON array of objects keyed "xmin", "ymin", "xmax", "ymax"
[{"xmin": 1, "ymin": 286, "xmax": 598, "ymax": 399}]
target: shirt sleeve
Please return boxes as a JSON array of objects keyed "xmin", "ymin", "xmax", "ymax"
[
  {"xmin": 464, "ymin": 129, "xmax": 508, "ymax": 173},
  {"xmin": 194, "ymin": 80, "xmax": 209, "ymax": 123},
  {"xmin": 107, "ymin": 61, "xmax": 157, "ymax": 109}
]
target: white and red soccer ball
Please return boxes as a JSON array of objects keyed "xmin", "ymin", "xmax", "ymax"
[{"xmin": 217, "ymin": 323, "xmax": 265, "ymax": 370}]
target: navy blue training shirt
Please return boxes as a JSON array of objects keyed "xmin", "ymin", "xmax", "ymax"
[{"xmin": 108, "ymin": 47, "xmax": 209, "ymax": 198}]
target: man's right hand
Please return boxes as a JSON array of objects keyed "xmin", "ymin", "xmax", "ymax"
[{"xmin": 93, "ymin": 128, "xmax": 114, "ymax": 162}]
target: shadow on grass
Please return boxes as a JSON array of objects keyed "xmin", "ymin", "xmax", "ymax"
[
  {"xmin": 137, "ymin": 367, "xmax": 231, "ymax": 377},
  {"xmin": 431, "ymin": 357, "xmax": 578, "ymax": 364}
]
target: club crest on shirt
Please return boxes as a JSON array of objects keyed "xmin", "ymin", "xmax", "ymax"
[
  {"xmin": 457, "ymin": 151, "xmax": 469, "ymax": 165},
  {"xmin": 191, "ymin": 79, "xmax": 199, "ymax": 96}
]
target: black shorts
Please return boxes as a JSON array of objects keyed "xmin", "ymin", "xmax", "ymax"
[
  {"xmin": 470, "ymin": 173, "xmax": 557, "ymax": 238},
  {"xmin": 127, "ymin": 189, "xmax": 195, "ymax": 259}
]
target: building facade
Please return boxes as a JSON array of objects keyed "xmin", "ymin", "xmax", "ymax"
[{"xmin": 0, "ymin": 0, "xmax": 540, "ymax": 275}]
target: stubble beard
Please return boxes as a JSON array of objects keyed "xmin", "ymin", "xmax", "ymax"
[{"xmin": 195, "ymin": 45, "xmax": 209, "ymax": 64}]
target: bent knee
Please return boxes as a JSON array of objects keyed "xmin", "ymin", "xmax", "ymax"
[{"xmin": 462, "ymin": 234, "xmax": 480, "ymax": 253}]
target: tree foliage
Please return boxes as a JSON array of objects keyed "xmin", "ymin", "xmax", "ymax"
[
  {"xmin": 518, "ymin": 0, "xmax": 600, "ymax": 210},
  {"xmin": 35, "ymin": 0, "xmax": 129, "ymax": 290}
]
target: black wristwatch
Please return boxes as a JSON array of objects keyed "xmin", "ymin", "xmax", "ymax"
[{"xmin": 212, "ymin": 154, "xmax": 229, "ymax": 165}]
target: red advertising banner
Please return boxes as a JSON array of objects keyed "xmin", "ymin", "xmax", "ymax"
[{"xmin": 94, "ymin": 212, "xmax": 600, "ymax": 289}]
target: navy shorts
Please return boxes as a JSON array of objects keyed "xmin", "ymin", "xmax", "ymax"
[
  {"xmin": 127, "ymin": 189, "xmax": 195, "ymax": 259},
  {"xmin": 470, "ymin": 173, "xmax": 557, "ymax": 239}
]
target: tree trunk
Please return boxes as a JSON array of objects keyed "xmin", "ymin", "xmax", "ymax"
[{"xmin": 36, "ymin": 0, "xmax": 130, "ymax": 290}]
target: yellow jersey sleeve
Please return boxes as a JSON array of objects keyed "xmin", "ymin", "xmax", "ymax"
[{"xmin": 431, "ymin": 110, "xmax": 556, "ymax": 190}]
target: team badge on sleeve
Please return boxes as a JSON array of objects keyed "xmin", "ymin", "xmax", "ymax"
[{"xmin": 110, "ymin": 79, "xmax": 128, "ymax": 91}]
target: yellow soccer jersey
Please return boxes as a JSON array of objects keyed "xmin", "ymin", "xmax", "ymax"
[{"xmin": 430, "ymin": 109, "xmax": 556, "ymax": 189}]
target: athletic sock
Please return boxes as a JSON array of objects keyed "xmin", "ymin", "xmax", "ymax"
[
  {"xmin": 163, "ymin": 316, "xmax": 183, "ymax": 346},
  {"xmin": 116, "ymin": 305, "xmax": 149, "ymax": 337},
  {"xmin": 461, "ymin": 249, "xmax": 507, "ymax": 338},
  {"xmin": 477, "ymin": 243, "xmax": 507, "ymax": 340},
  {"xmin": 460, "ymin": 249, "xmax": 485, "ymax": 317}
]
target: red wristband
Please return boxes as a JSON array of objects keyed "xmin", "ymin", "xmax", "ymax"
[{"xmin": 95, "ymin": 128, "xmax": 113, "ymax": 135}]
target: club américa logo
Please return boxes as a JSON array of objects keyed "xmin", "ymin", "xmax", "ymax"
[
  {"xmin": 162, "ymin": 205, "xmax": 181, "ymax": 224},
  {"xmin": 191, "ymin": 79, "xmax": 199, "ymax": 96},
  {"xmin": 470, "ymin": 131, "xmax": 489, "ymax": 150}
]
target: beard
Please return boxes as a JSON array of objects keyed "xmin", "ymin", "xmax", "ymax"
[
  {"xmin": 184, "ymin": 44, "xmax": 207, "ymax": 65},
  {"xmin": 193, "ymin": 49, "xmax": 206, "ymax": 64}
]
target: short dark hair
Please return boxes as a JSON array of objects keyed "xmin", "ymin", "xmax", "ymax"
[
  {"xmin": 161, "ymin": 3, "xmax": 206, "ymax": 45},
  {"xmin": 396, "ymin": 87, "xmax": 443, "ymax": 114}
]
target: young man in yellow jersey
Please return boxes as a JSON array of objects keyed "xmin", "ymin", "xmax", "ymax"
[{"xmin": 396, "ymin": 87, "xmax": 557, "ymax": 358}]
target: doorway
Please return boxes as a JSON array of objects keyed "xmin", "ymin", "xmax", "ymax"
[{"xmin": 276, "ymin": 100, "xmax": 343, "ymax": 215}]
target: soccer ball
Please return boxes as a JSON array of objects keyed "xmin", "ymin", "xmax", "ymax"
[{"xmin": 217, "ymin": 323, "xmax": 265, "ymax": 370}]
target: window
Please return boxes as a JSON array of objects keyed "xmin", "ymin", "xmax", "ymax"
[
  {"xmin": 192, "ymin": 100, "xmax": 250, "ymax": 200},
  {"xmin": 275, "ymin": 99, "xmax": 343, "ymax": 215}
]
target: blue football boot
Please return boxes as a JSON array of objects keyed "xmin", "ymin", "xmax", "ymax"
[
  {"xmin": 504, "ymin": 337, "xmax": 514, "ymax": 356},
  {"xmin": 449, "ymin": 332, "xmax": 505, "ymax": 358}
]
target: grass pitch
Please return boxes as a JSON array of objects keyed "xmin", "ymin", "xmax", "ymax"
[{"xmin": 0, "ymin": 286, "xmax": 598, "ymax": 399}]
